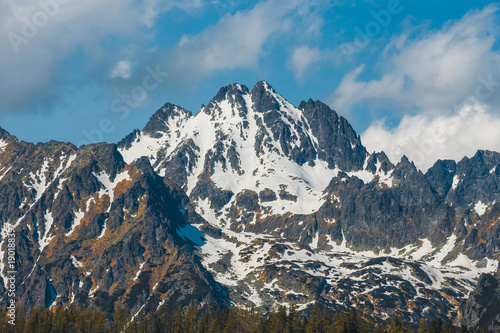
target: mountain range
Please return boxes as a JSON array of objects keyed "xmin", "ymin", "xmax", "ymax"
[{"xmin": 0, "ymin": 81, "xmax": 499, "ymax": 330}]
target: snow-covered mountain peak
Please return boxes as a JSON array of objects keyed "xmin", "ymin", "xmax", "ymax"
[
  {"xmin": 143, "ymin": 102, "xmax": 192, "ymax": 137},
  {"xmin": 118, "ymin": 82, "xmax": 393, "ymax": 221},
  {"xmin": 211, "ymin": 82, "xmax": 250, "ymax": 103}
]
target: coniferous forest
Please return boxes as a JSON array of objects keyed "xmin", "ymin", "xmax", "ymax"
[{"xmin": 0, "ymin": 305, "xmax": 490, "ymax": 333}]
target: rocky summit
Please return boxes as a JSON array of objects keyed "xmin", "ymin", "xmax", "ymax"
[{"xmin": 1, "ymin": 81, "xmax": 499, "ymax": 328}]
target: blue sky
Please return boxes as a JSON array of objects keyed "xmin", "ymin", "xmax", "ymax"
[{"xmin": 1, "ymin": 0, "xmax": 500, "ymax": 170}]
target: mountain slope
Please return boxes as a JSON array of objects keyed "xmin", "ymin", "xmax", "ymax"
[
  {"xmin": 0, "ymin": 80, "xmax": 498, "ymax": 326},
  {"xmin": 0, "ymin": 132, "xmax": 228, "ymax": 316},
  {"xmin": 118, "ymin": 81, "xmax": 500, "ymax": 324}
]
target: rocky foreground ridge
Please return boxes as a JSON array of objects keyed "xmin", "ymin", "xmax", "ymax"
[{"xmin": 0, "ymin": 81, "xmax": 499, "ymax": 329}]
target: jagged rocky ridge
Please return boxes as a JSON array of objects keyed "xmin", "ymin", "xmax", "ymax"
[
  {"xmin": 0, "ymin": 81, "xmax": 499, "ymax": 327},
  {"xmin": 0, "ymin": 131, "xmax": 228, "ymax": 317},
  {"xmin": 117, "ymin": 81, "xmax": 500, "ymax": 325}
]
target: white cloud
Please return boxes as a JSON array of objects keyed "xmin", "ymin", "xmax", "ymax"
[
  {"xmin": 330, "ymin": 5, "xmax": 500, "ymax": 114},
  {"xmin": 0, "ymin": 0, "xmax": 323, "ymax": 114},
  {"xmin": 287, "ymin": 44, "xmax": 341, "ymax": 79},
  {"xmin": 362, "ymin": 100, "xmax": 500, "ymax": 171},
  {"xmin": 110, "ymin": 61, "xmax": 132, "ymax": 79},
  {"xmin": 0, "ymin": 0, "xmax": 208, "ymax": 114},
  {"xmin": 148, "ymin": 0, "xmax": 322, "ymax": 86},
  {"xmin": 137, "ymin": 0, "xmax": 324, "ymax": 90},
  {"xmin": 174, "ymin": 3, "xmax": 283, "ymax": 72},
  {"xmin": 288, "ymin": 45, "xmax": 323, "ymax": 78},
  {"xmin": 331, "ymin": 5, "xmax": 500, "ymax": 170}
]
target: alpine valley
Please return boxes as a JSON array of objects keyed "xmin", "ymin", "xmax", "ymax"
[{"xmin": 0, "ymin": 81, "xmax": 499, "ymax": 330}]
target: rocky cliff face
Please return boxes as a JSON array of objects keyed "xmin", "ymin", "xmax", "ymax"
[
  {"xmin": 426, "ymin": 151, "xmax": 500, "ymax": 261},
  {"xmin": 0, "ymin": 134, "xmax": 227, "ymax": 318},
  {"xmin": 459, "ymin": 270, "xmax": 500, "ymax": 331},
  {"xmin": 1, "ymin": 81, "xmax": 499, "ymax": 327}
]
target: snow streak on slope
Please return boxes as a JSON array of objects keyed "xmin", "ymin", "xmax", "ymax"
[
  {"xmin": 0, "ymin": 166, "xmax": 11, "ymax": 182},
  {"xmin": 119, "ymin": 134, "xmax": 169, "ymax": 169},
  {"xmin": 39, "ymin": 211, "xmax": 55, "ymax": 252},
  {"xmin": 94, "ymin": 171, "xmax": 131, "ymax": 212},
  {"xmin": 451, "ymin": 175, "xmax": 460, "ymax": 191},
  {"xmin": 29, "ymin": 159, "xmax": 51, "ymax": 203},
  {"xmin": 66, "ymin": 210, "xmax": 85, "ymax": 236}
]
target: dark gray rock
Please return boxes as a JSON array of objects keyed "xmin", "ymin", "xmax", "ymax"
[
  {"xmin": 251, "ymin": 82, "xmax": 317, "ymax": 166},
  {"xmin": 299, "ymin": 98, "xmax": 367, "ymax": 171},
  {"xmin": 425, "ymin": 159, "xmax": 457, "ymax": 198},
  {"xmin": 259, "ymin": 188, "xmax": 277, "ymax": 202},
  {"xmin": 426, "ymin": 150, "xmax": 500, "ymax": 207},
  {"xmin": 142, "ymin": 102, "xmax": 192, "ymax": 138},
  {"xmin": 460, "ymin": 273, "xmax": 500, "ymax": 332}
]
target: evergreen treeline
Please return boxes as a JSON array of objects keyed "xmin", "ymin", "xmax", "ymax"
[{"xmin": 0, "ymin": 304, "xmax": 490, "ymax": 333}]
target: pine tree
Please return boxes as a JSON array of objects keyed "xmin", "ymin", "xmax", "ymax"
[
  {"xmin": 305, "ymin": 306, "xmax": 322, "ymax": 333},
  {"xmin": 388, "ymin": 315, "xmax": 412, "ymax": 333},
  {"xmin": 442, "ymin": 322, "xmax": 455, "ymax": 333},
  {"xmin": 248, "ymin": 307, "xmax": 263, "ymax": 333},
  {"xmin": 172, "ymin": 306, "xmax": 184, "ymax": 333},
  {"xmin": 197, "ymin": 308, "xmax": 211, "ymax": 333},
  {"xmin": 347, "ymin": 308, "xmax": 361, "ymax": 333},
  {"xmin": 51, "ymin": 306, "xmax": 70, "ymax": 333},
  {"xmin": 125, "ymin": 319, "xmax": 140, "ymax": 333},
  {"xmin": 265, "ymin": 306, "xmax": 287, "ymax": 333},
  {"xmin": 430, "ymin": 319, "xmax": 443, "ymax": 333},
  {"xmin": 90, "ymin": 308, "xmax": 107, "ymax": 333},
  {"xmin": 150, "ymin": 313, "xmax": 163, "ymax": 333},
  {"xmin": 23, "ymin": 307, "xmax": 40, "ymax": 333},
  {"xmin": 39, "ymin": 309, "xmax": 54, "ymax": 333},
  {"xmin": 458, "ymin": 325, "xmax": 469, "ymax": 333},
  {"xmin": 113, "ymin": 304, "xmax": 130, "ymax": 333},
  {"xmin": 184, "ymin": 304, "xmax": 197, "ymax": 333},
  {"xmin": 208, "ymin": 308, "xmax": 223, "ymax": 333},
  {"xmin": 287, "ymin": 305, "xmax": 303, "ymax": 333},
  {"xmin": 222, "ymin": 308, "xmax": 239, "ymax": 333},
  {"xmin": 138, "ymin": 312, "xmax": 149, "ymax": 333},
  {"xmin": 13, "ymin": 306, "xmax": 26, "ymax": 333},
  {"xmin": 0, "ymin": 310, "xmax": 9, "ymax": 332},
  {"xmin": 76, "ymin": 307, "xmax": 92, "ymax": 333},
  {"xmin": 418, "ymin": 318, "xmax": 430, "ymax": 333},
  {"xmin": 157, "ymin": 306, "xmax": 173, "ymax": 332},
  {"xmin": 373, "ymin": 323, "xmax": 387, "ymax": 333}
]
